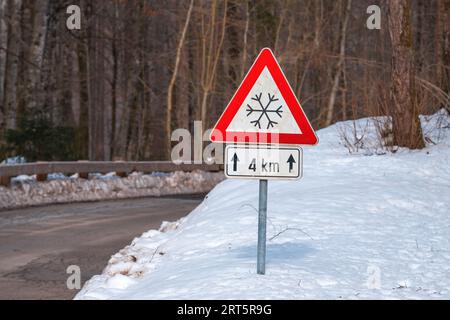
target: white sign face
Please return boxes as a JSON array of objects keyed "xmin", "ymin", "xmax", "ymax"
[
  {"xmin": 226, "ymin": 67, "xmax": 302, "ymax": 134},
  {"xmin": 225, "ymin": 145, "xmax": 302, "ymax": 180}
]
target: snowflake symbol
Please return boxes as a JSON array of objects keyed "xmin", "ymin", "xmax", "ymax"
[{"xmin": 246, "ymin": 92, "xmax": 283, "ymax": 129}]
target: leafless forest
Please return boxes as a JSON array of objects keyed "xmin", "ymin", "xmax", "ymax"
[{"xmin": 0, "ymin": 0, "xmax": 449, "ymax": 161}]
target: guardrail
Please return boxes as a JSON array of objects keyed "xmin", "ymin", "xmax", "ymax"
[{"xmin": 0, "ymin": 161, "xmax": 222, "ymax": 186}]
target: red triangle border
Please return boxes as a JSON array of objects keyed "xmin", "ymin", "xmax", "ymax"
[{"xmin": 210, "ymin": 48, "xmax": 318, "ymax": 145}]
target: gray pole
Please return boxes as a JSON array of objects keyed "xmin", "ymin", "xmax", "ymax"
[{"xmin": 257, "ymin": 179, "xmax": 268, "ymax": 275}]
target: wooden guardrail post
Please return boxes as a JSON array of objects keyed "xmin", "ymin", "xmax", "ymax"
[
  {"xmin": 116, "ymin": 172, "xmax": 128, "ymax": 178},
  {"xmin": 79, "ymin": 172, "xmax": 89, "ymax": 179},
  {"xmin": 36, "ymin": 173, "xmax": 48, "ymax": 182},
  {"xmin": 35, "ymin": 162, "xmax": 48, "ymax": 182},
  {"xmin": 113, "ymin": 160, "xmax": 128, "ymax": 178},
  {"xmin": 0, "ymin": 176, "xmax": 11, "ymax": 187},
  {"xmin": 77, "ymin": 160, "xmax": 89, "ymax": 179}
]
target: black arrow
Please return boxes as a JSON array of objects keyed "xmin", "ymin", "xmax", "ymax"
[
  {"xmin": 287, "ymin": 154, "xmax": 296, "ymax": 172},
  {"xmin": 232, "ymin": 153, "xmax": 239, "ymax": 171}
]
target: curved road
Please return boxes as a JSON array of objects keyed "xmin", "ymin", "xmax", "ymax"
[{"xmin": 0, "ymin": 195, "xmax": 205, "ymax": 300}]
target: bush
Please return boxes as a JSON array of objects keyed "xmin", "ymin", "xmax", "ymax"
[{"xmin": 0, "ymin": 116, "xmax": 77, "ymax": 162}]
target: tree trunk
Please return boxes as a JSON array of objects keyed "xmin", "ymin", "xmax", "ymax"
[
  {"xmin": 175, "ymin": 47, "xmax": 190, "ymax": 130},
  {"xmin": 325, "ymin": 0, "xmax": 351, "ymax": 127},
  {"xmin": 436, "ymin": 0, "xmax": 450, "ymax": 98},
  {"xmin": 0, "ymin": 0, "xmax": 7, "ymax": 114},
  {"xmin": 23, "ymin": 0, "xmax": 49, "ymax": 112},
  {"xmin": 240, "ymin": 0, "xmax": 249, "ymax": 79},
  {"xmin": 388, "ymin": 0, "xmax": 425, "ymax": 149},
  {"xmin": 2, "ymin": 0, "xmax": 22, "ymax": 131},
  {"xmin": 200, "ymin": 0, "xmax": 227, "ymax": 129},
  {"xmin": 166, "ymin": 0, "xmax": 194, "ymax": 159}
]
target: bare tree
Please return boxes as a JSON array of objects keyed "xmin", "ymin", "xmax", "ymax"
[
  {"xmin": 166, "ymin": 0, "xmax": 194, "ymax": 158},
  {"xmin": 325, "ymin": 0, "xmax": 351, "ymax": 127},
  {"xmin": 1, "ymin": 0, "xmax": 448, "ymax": 161},
  {"xmin": 240, "ymin": 0, "xmax": 250, "ymax": 79},
  {"xmin": 22, "ymin": 0, "xmax": 49, "ymax": 112},
  {"xmin": 199, "ymin": 0, "xmax": 228, "ymax": 129},
  {"xmin": 436, "ymin": 0, "xmax": 450, "ymax": 103},
  {"xmin": 387, "ymin": 0, "xmax": 425, "ymax": 149},
  {"xmin": 2, "ymin": 0, "xmax": 23, "ymax": 130},
  {"xmin": 0, "ymin": 0, "xmax": 7, "ymax": 113}
]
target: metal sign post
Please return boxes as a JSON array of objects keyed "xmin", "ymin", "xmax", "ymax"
[{"xmin": 257, "ymin": 179, "xmax": 268, "ymax": 275}]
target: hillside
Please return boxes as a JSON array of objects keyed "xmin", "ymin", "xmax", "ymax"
[{"xmin": 76, "ymin": 112, "xmax": 450, "ymax": 299}]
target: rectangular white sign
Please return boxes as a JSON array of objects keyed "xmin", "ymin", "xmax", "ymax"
[{"xmin": 225, "ymin": 145, "xmax": 302, "ymax": 180}]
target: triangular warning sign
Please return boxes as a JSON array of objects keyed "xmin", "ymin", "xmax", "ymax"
[{"xmin": 211, "ymin": 48, "xmax": 318, "ymax": 145}]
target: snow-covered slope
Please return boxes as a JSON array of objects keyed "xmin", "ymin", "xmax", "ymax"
[{"xmin": 76, "ymin": 112, "xmax": 450, "ymax": 300}]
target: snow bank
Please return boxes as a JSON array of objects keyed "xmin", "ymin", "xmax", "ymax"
[
  {"xmin": 1, "ymin": 156, "xmax": 26, "ymax": 165},
  {"xmin": 0, "ymin": 171, "xmax": 224, "ymax": 210},
  {"xmin": 77, "ymin": 111, "xmax": 450, "ymax": 299}
]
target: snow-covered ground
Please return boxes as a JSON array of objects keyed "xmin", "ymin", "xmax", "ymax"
[
  {"xmin": 76, "ymin": 111, "xmax": 450, "ymax": 300},
  {"xmin": 0, "ymin": 171, "xmax": 224, "ymax": 210}
]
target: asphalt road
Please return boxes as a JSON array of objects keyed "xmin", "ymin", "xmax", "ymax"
[{"xmin": 0, "ymin": 195, "xmax": 205, "ymax": 300}]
